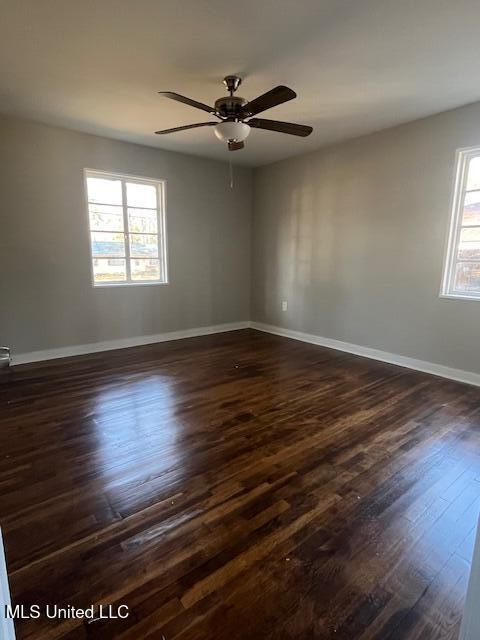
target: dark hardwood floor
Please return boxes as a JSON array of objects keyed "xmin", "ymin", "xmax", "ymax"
[{"xmin": 1, "ymin": 328, "xmax": 480, "ymax": 640}]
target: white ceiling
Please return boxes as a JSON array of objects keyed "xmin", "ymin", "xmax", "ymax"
[{"xmin": 1, "ymin": 0, "xmax": 480, "ymax": 167}]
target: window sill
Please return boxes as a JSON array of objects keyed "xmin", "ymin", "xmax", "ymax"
[
  {"xmin": 93, "ymin": 281, "xmax": 169, "ymax": 288},
  {"xmin": 439, "ymin": 292, "xmax": 480, "ymax": 302}
]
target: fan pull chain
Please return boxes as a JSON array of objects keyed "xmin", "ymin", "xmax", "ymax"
[{"xmin": 229, "ymin": 159, "xmax": 234, "ymax": 189}]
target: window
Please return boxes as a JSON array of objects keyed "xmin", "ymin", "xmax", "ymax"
[
  {"xmin": 84, "ymin": 169, "xmax": 167, "ymax": 286},
  {"xmin": 441, "ymin": 148, "xmax": 480, "ymax": 299}
]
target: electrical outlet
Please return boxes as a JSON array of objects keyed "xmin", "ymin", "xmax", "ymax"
[{"xmin": 281, "ymin": 300, "xmax": 288, "ymax": 311}]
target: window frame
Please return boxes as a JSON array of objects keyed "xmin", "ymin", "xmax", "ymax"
[
  {"xmin": 440, "ymin": 147, "xmax": 480, "ymax": 301},
  {"xmin": 83, "ymin": 168, "xmax": 169, "ymax": 288}
]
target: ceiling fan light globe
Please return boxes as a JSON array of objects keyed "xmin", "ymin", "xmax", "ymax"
[{"xmin": 214, "ymin": 121, "xmax": 250, "ymax": 143}]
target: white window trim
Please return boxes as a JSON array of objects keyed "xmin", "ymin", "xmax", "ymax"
[
  {"xmin": 83, "ymin": 168, "xmax": 169, "ymax": 288},
  {"xmin": 440, "ymin": 147, "xmax": 480, "ymax": 301}
]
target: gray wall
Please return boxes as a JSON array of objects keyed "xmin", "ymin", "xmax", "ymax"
[
  {"xmin": 252, "ymin": 102, "xmax": 480, "ymax": 374},
  {"xmin": 3, "ymin": 102, "xmax": 480, "ymax": 373},
  {"xmin": 0, "ymin": 115, "xmax": 252, "ymax": 355}
]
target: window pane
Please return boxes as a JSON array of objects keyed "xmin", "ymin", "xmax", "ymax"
[
  {"xmin": 91, "ymin": 232, "xmax": 125, "ymax": 257},
  {"xmin": 126, "ymin": 182, "xmax": 157, "ymax": 208},
  {"xmin": 454, "ymin": 262, "xmax": 480, "ymax": 292},
  {"xmin": 129, "ymin": 233, "xmax": 159, "ymax": 257},
  {"xmin": 463, "ymin": 191, "xmax": 480, "ymax": 226},
  {"xmin": 466, "ymin": 157, "xmax": 480, "ymax": 191},
  {"xmin": 93, "ymin": 258, "xmax": 127, "ymax": 283},
  {"xmin": 130, "ymin": 259, "xmax": 161, "ymax": 281},
  {"xmin": 458, "ymin": 227, "xmax": 480, "ymax": 261},
  {"xmin": 87, "ymin": 177, "xmax": 122, "ymax": 205},
  {"xmin": 128, "ymin": 208, "xmax": 158, "ymax": 233},
  {"xmin": 89, "ymin": 204, "xmax": 124, "ymax": 231}
]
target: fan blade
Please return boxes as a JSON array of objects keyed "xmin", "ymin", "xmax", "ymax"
[
  {"xmin": 158, "ymin": 92, "xmax": 216, "ymax": 115},
  {"xmin": 228, "ymin": 141, "xmax": 244, "ymax": 151},
  {"xmin": 248, "ymin": 118, "xmax": 312, "ymax": 137},
  {"xmin": 242, "ymin": 86, "xmax": 296, "ymax": 117},
  {"xmin": 155, "ymin": 122, "xmax": 216, "ymax": 134}
]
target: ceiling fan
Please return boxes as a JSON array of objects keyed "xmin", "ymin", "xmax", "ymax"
[{"xmin": 155, "ymin": 75, "xmax": 313, "ymax": 151}]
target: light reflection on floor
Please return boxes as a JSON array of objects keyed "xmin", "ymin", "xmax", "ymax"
[{"xmin": 90, "ymin": 375, "xmax": 190, "ymax": 504}]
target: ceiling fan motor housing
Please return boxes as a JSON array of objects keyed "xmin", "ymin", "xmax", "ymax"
[{"xmin": 214, "ymin": 96, "xmax": 247, "ymax": 119}]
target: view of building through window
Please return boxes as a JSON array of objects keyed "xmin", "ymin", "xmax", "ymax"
[
  {"xmin": 85, "ymin": 171, "xmax": 167, "ymax": 285},
  {"xmin": 442, "ymin": 151, "xmax": 480, "ymax": 298}
]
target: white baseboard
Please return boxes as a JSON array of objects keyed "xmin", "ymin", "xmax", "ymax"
[
  {"xmin": 0, "ymin": 529, "xmax": 15, "ymax": 640},
  {"xmin": 250, "ymin": 321, "xmax": 480, "ymax": 388},
  {"xmin": 12, "ymin": 321, "xmax": 250, "ymax": 366},
  {"xmin": 11, "ymin": 319, "xmax": 480, "ymax": 388}
]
